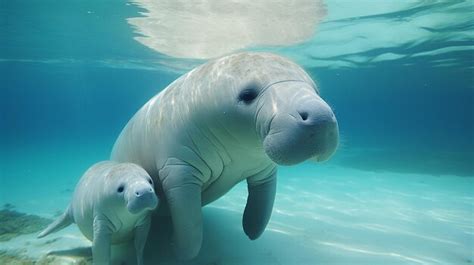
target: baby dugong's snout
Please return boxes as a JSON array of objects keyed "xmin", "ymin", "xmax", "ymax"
[
  {"xmin": 127, "ymin": 183, "xmax": 158, "ymax": 214},
  {"xmin": 134, "ymin": 186, "xmax": 154, "ymax": 197},
  {"xmin": 296, "ymin": 99, "xmax": 339, "ymax": 162}
]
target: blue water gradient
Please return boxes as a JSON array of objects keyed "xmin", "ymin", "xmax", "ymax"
[{"xmin": 0, "ymin": 0, "xmax": 473, "ymax": 264}]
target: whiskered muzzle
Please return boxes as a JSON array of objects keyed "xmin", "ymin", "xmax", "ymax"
[
  {"xmin": 263, "ymin": 96, "xmax": 339, "ymax": 165},
  {"xmin": 127, "ymin": 186, "xmax": 158, "ymax": 214}
]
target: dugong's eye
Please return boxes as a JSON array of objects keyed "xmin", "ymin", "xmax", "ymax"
[
  {"xmin": 238, "ymin": 88, "xmax": 258, "ymax": 104},
  {"xmin": 148, "ymin": 178, "xmax": 153, "ymax": 185},
  {"xmin": 117, "ymin": 185, "xmax": 125, "ymax": 193}
]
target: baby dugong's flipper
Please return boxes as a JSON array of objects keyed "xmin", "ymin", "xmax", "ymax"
[{"xmin": 37, "ymin": 205, "xmax": 73, "ymax": 238}]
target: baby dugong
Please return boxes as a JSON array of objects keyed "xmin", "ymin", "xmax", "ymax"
[{"xmin": 38, "ymin": 161, "xmax": 158, "ymax": 265}]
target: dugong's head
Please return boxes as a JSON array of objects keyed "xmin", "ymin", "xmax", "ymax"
[
  {"xmin": 106, "ymin": 163, "xmax": 158, "ymax": 214},
  {"xmin": 197, "ymin": 52, "xmax": 338, "ymax": 165}
]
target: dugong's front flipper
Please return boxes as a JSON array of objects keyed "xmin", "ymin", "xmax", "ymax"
[
  {"xmin": 92, "ymin": 214, "xmax": 113, "ymax": 265},
  {"xmin": 243, "ymin": 166, "xmax": 277, "ymax": 240},
  {"xmin": 159, "ymin": 159, "xmax": 203, "ymax": 260},
  {"xmin": 134, "ymin": 216, "xmax": 152, "ymax": 265}
]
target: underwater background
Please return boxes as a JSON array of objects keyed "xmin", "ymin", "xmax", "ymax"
[{"xmin": 1, "ymin": 0, "xmax": 473, "ymax": 264}]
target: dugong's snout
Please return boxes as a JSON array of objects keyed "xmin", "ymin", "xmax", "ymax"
[
  {"xmin": 296, "ymin": 99, "xmax": 339, "ymax": 162},
  {"xmin": 127, "ymin": 184, "xmax": 158, "ymax": 214},
  {"xmin": 263, "ymin": 88, "xmax": 339, "ymax": 165}
]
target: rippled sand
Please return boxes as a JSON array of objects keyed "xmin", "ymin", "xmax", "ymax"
[{"xmin": 1, "ymin": 159, "xmax": 472, "ymax": 264}]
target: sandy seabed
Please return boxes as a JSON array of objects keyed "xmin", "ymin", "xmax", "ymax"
[{"xmin": 0, "ymin": 160, "xmax": 472, "ymax": 265}]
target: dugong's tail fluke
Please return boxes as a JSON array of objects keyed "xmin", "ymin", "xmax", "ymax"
[{"xmin": 37, "ymin": 205, "xmax": 73, "ymax": 238}]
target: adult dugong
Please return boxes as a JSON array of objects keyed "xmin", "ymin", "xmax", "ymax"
[{"xmin": 111, "ymin": 52, "xmax": 339, "ymax": 260}]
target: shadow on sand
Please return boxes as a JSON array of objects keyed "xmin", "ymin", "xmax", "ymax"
[{"xmin": 85, "ymin": 206, "xmax": 314, "ymax": 265}]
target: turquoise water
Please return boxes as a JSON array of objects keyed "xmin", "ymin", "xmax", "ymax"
[{"xmin": 1, "ymin": 1, "xmax": 473, "ymax": 264}]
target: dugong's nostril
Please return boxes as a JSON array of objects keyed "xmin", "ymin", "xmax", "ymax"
[
  {"xmin": 299, "ymin": 111, "xmax": 308, "ymax": 121},
  {"xmin": 296, "ymin": 100, "xmax": 336, "ymax": 127}
]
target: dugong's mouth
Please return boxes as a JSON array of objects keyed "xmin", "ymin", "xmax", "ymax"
[{"xmin": 263, "ymin": 121, "xmax": 338, "ymax": 165}]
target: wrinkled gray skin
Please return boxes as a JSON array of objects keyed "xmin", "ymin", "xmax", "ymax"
[
  {"xmin": 111, "ymin": 52, "xmax": 338, "ymax": 260},
  {"xmin": 38, "ymin": 161, "xmax": 158, "ymax": 265}
]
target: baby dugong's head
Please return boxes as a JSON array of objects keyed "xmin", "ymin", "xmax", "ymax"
[{"xmin": 108, "ymin": 163, "xmax": 158, "ymax": 214}]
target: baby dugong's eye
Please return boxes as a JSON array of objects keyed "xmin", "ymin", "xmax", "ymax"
[
  {"xmin": 148, "ymin": 178, "xmax": 153, "ymax": 185},
  {"xmin": 238, "ymin": 87, "xmax": 258, "ymax": 104},
  {"xmin": 117, "ymin": 185, "xmax": 125, "ymax": 193}
]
